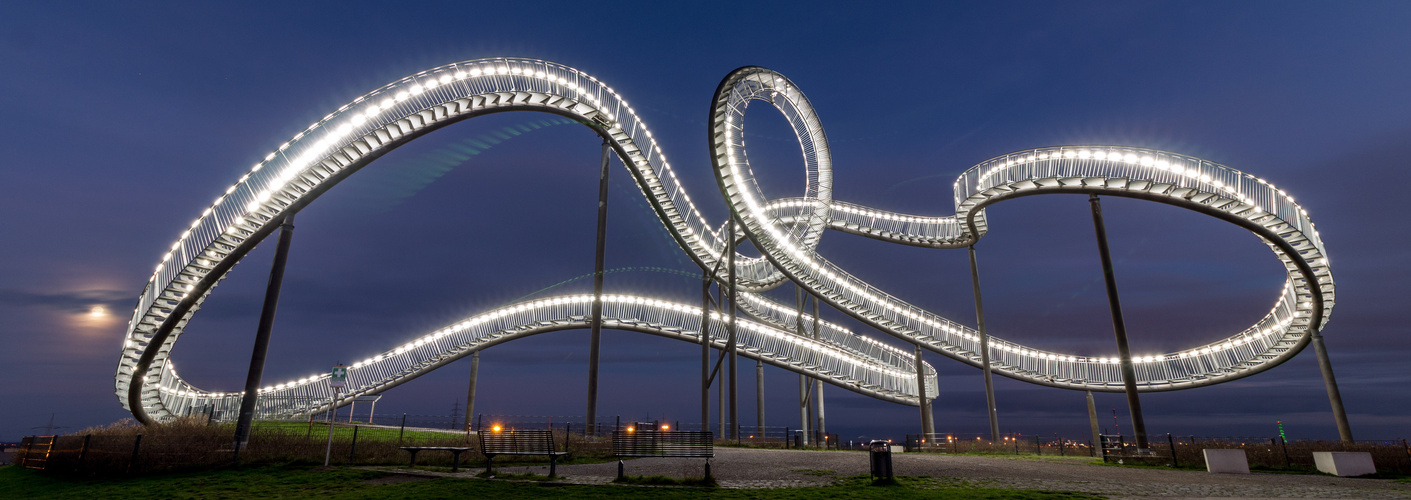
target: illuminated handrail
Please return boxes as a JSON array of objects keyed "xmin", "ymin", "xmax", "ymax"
[{"xmin": 116, "ymin": 60, "xmax": 1334, "ymax": 423}]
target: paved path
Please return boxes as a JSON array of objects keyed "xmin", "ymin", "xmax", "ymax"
[{"xmin": 461, "ymin": 447, "xmax": 1411, "ymax": 497}]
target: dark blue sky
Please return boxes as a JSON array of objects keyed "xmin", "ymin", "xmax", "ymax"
[{"xmin": 3, "ymin": 1, "xmax": 1409, "ymax": 442}]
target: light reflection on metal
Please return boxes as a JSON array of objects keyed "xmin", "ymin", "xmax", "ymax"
[{"xmin": 114, "ymin": 58, "xmax": 1333, "ymax": 424}]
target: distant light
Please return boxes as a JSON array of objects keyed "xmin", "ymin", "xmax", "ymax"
[
  {"xmin": 492, "ymin": 425, "xmax": 502, "ymax": 433},
  {"xmin": 627, "ymin": 426, "xmax": 635, "ymax": 433},
  {"xmin": 89, "ymin": 306, "xmax": 108, "ymax": 318},
  {"xmin": 660, "ymin": 424, "xmax": 669, "ymax": 430}
]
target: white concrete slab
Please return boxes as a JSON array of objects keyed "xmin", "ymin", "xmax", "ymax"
[
  {"xmin": 1313, "ymin": 451, "xmax": 1376, "ymax": 477},
  {"xmin": 1203, "ymin": 448, "xmax": 1250, "ymax": 474},
  {"xmin": 889, "ymin": 445, "xmax": 905, "ymax": 453}
]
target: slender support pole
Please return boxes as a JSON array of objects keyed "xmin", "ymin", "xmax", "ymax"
[
  {"xmin": 813, "ymin": 295, "xmax": 825, "ymax": 441},
  {"xmin": 233, "ymin": 213, "xmax": 296, "ymax": 465},
  {"xmin": 915, "ymin": 345, "xmax": 935, "ymax": 440},
  {"xmin": 1310, "ymin": 331, "xmax": 1354, "ymax": 442},
  {"xmin": 701, "ymin": 278, "xmax": 711, "ymax": 433},
  {"xmin": 464, "ymin": 351, "xmax": 479, "ymax": 433},
  {"xmin": 324, "ymin": 389, "xmax": 338, "ymax": 466},
  {"xmin": 718, "ymin": 364, "xmax": 726, "ymax": 438},
  {"xmin": 1086, "ymin": 390, "xmax": 1101, "ymax": 450},
  {"xmin": 969, "ymin": 245, "xmax": 1001, "ymax": 442},
  {"xmin": 799, "ymin": 374, "xmax": 809, "ymax": 446},
  {"xmin": 795, "ymin": 285, "xmax": 809, "ymax": 446},
  {"xmin": 727, "ymin": 216, "xmax": 739, "ymax": 441},
  {"xmin": 756, "ymin": 359, "xmax": 764, "ymax": 439},
  {"xmin": 1089, "ymin": 194, "xmax": 1148, "ymax": 451},
  {"xmin": 585, "ymin": 139, "xmax": 610, "ymax": 436}
]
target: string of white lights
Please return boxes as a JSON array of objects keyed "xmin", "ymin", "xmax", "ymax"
[{"xmin": 115, "ymin": 59, "xmax": 1333, "ymax": 424}]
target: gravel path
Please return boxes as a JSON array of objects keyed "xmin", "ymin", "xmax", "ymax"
[{"xmin": 450, "ymin": 447, "xmax": 1411, "ymax": 497}]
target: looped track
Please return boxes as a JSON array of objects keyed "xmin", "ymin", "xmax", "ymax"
[{"xmin": 114, "ymin": 59, "xmax": 1333, "ymax": 424}]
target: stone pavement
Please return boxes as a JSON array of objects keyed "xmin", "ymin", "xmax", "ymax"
[{"xmin": 379, "ymin": 446, "xmax": 1411, "ymax": 497}]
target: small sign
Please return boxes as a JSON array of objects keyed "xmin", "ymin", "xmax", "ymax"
[{"xmin": 330, "ymin": 365, "xmax": 347, "ymax": 389}]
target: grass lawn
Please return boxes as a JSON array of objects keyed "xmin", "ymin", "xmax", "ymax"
[
  {"xmin": 0, "ymin": 465, "xmax": 1101, "ymax": 499},
  {"xmin": 252, "ymin": 421, "xmax": 464, "ymax": 442}
]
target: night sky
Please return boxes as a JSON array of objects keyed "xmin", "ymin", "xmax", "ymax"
[{"xmin": 3, "ymin": 1, "xmax": 1409, "ymax": 443}]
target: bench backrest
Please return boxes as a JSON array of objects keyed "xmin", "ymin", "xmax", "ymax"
[
  {"xmin": 612, "ymin": 430, "xmax": 713, "ymax": 457},
  {"xmin": 479, "ymin": 429, "xmax": 558, "ymax": 455}
]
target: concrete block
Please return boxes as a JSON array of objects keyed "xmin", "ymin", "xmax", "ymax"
[
  {"xmin": 1203, "ymin": 449, "xmax": 1250, "ymax": 474},
  {"xmin": 890, "ymin": 445, "xmax": 905, "ymax": 453},
  {"xmin": 1313, "ymin": 451, "xmax": 1376, "ymax": 477}
]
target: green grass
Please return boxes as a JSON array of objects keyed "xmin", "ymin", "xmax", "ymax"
[
  {"xmin": 252, "ymin": 421, "xmax": 464, "ymax": 442},
  {"xmin": 0, "ymin": 465, "xmax": 1102, "ymax": 499},
  {"xmin": 612, "ymin": 474, "xmax": 718, "ymax": 487}
]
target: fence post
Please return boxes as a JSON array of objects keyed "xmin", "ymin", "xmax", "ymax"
[
  {"xmin": 1168, "ymin": 433, "xmax": 1177, "ymax": 468},
  {"xmin": 127, "ymin": 434, "xmax": 143, "ymax": 474},
  {"xmin": 1036, "ymin": 435, "xmax": 1041, "ymax": 456},
  {"xmin": 79, "ymin": 434, "xmax": 92, "ymax": 466},
  {"xmin": 564, "ymin": 423, "xmax": 571, "ymax": 455},
  {"xmin": 399, "ymin": 413, "xmax": 407, "ymax": 444},
  {"xmin": 1060, "ymin": 438, "xmax": 1065, "ymax": 456},
  {"xmin": 1281, "ymin": 437, "xmax": 1291, "ymax": 469},
  {"xmin": 348, "ymin": 426, "xmax": 359, "ymax": 465}
]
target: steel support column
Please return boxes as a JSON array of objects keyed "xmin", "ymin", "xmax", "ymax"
[
  {"xmin": 813, "ymin": 295, "xmax": 825, "ymax": 442},
  {"xmin": 233, "ymin": 213, "xmax": 296, "ymax": 464},
  {"xmin": 585, "ymin": 139, "xmax": 611, "ymax": 436},
  {"xmin": 795, "ymin": 285, "xmax": 809, "ymax": 446},
  {"xmin": 915, "ymin": 344, "xmax": 935, "ymax": 440},
  {"xmin": 464, "ymin": 351, "xmax": 479, "ymax": 433},
  {"xmin": 756, "ymin": 359, "xmax": 764, "ymax": 439},
  {"xmin": 969, "ymin": 245, "xmax": 1001, "ymax": 442},
  {"xmin": 1086, "ymin": 390, "xmax": 1101, "ymax": 450},
  {"xmin": 701, "ymin": 278, "xmax": 711, "ymax": 433},
  {"xmin": 799, "ymin": 374, "xmax": 810, "ymax": 446},
  {"xmin": 1310, "ymin": 331, "xmax": 1354, "ymax": 442},
  {"xmin": 728, "ymin": 216, "xmax": 739, "ymax": 442},
  {"xmin": 1089, "ymin": 194, "xmax": 1148, "ymax": 451}
]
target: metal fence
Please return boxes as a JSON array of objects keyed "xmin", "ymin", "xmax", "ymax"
[
  {"xmin": 901, "ymin": 432, "xmax": 1411, "ymax": 474},
  {"xmin": 905, "ymin": 433, "xmax": 1093, "ymax": 456},
  {"xmin": 1099, "ymin": 434, "xmax": 1411, "ymax": 473},
  {"xmin": 13, "ymin": 423, "xmax": 575, "ymax": 475}
]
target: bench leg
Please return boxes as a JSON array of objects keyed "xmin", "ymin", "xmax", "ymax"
[
  {"xmin": 451, "ymin": 451, "xmax": 461, "ymax": 473},
  {"xmin": 485, "ymin": 455, "xmax": 493, "ymax": 475},
  {"xmin": 617, "ymin": 459, "xmax": 624, "ymax": 481},
  {"xmin": 705, "ymin": 458, "xmax": 711, "ymax": 479},
  {"xmin": 549, "ymin": 455, "xmax": 557, "ymax": 478},
  {"xmin": 408, "ymin": 450, "xmax": 418, "ymax": 468}
]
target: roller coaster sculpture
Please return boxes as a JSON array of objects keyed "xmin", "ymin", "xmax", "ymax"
[{"xmin": 113, "ymin": 58, "xmax": 1334, "ymax": 424}]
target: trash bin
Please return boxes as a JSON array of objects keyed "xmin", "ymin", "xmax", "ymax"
[{"xmin": 868, "ymin": 440, "xmax": 893, "ymax": 479}]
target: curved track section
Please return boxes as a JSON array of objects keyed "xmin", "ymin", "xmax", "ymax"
[
  {"xmin": 710, "ymin": 66, "xmax": 1333, "ymax": 394},
  {"xmin": 116, "ymin": 59, "xmax": 1334, "ymax": 424},
  {"xmin": 150, "ymin": 294, "xmax": 936, "ymax": 420}
]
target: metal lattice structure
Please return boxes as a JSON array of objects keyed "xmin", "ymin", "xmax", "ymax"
[{"xmin": 114, "ymin": 59, "xmax": 1333, "ymax": 424}]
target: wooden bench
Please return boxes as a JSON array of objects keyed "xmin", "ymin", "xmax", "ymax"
[
  {"xmin": 611, "ymin": 430, "xmax": 714, "ymax": 479},
  {"xmin": 478, "ymin": 429, "xmax": 567, "ymax": 477},
  {"xmin": 399, "ymin": 446, "xmax": 472, "ymax": 472}
]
